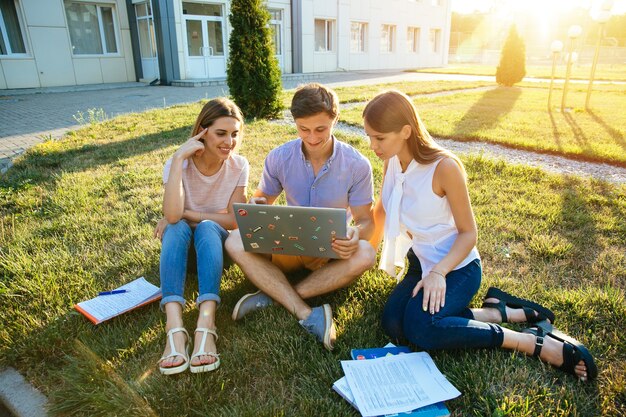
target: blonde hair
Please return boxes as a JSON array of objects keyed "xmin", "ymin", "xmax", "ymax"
[{"xmin": 362, "ymin": 90, "xmax": 464, "ymax": 173}]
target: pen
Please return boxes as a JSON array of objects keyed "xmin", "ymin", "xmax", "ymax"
[{"xmin": 98, "ymin": 289, "xmax": 128, "ymax": 296}]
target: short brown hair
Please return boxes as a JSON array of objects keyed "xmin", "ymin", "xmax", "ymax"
[{"xmin": 290, "ymin": 83, "xmax": 339, "ymax": 120}]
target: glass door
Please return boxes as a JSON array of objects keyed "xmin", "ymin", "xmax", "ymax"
[
  {"xmin": 182, "ymin": 2, "xmax": 226, "ymax": 79},
  {"xmin": 135, "ymin": 1, "xmax": 159, "ymax": 80}
]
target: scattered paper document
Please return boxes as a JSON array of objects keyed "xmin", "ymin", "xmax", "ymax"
[
  {"xmin": 341, "ymin": 352, "xmax": 461, "ymax": 417},
  {"xmin": 75, "ymin": 277, "xmax": 161, "ymax": 324}
]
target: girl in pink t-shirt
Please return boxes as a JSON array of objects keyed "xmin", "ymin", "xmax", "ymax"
[{"xmin": 154, "ymin": 98, "xmax": 249, "ymax": 375}]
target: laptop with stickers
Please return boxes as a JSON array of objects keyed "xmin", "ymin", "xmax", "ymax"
[{"xmin": 233, "ymin": 203, "xmax": 348, "ymax": 259}]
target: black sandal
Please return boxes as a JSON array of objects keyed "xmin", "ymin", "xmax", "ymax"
[
  {"xmin": 482, "ymin": 287, "xmax": 555, "ymax": 324},
  {"xmin": 522, "ymin": 322, "xmax": 597, "ymax": 381}
]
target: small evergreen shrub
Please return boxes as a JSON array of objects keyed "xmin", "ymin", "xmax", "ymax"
[
  {"xmin": 495, "ymin": 25, "xmax": 526, "ymax": 87},
  {"xmin": 227, "ymin": 0, "xmax": 283, "ymax": 119}
]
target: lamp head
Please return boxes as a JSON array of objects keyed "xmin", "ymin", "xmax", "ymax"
[
  {"xmin": 551, "ymin": 40, "xmax": 564, "ymax": 53},
  {"xmin": 568, "ymin": 25, "xmax": 583, "ymax": 39}
]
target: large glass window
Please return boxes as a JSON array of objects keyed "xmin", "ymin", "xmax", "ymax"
[
  {"xmin": 429, "ymin": 28, "xmax": 440, "ymax": 53},
  {"xmin": 314, "ymin": 19, "xmax": 334, "ymax": 52},
  {"xmin": 380, "ymin": 24, "xmax": 395, "ymax": 53},
  {"xmin": 268, "ymin": 9, "xmax": 282, "ymax": 55},
  {"xmin": 407, "ymin": 27, "xmax": 420, "ymax": 53},
  {"xmin": 350, "ymin": 22, "xmax": 367, "ymax": 53},
  {"xmin": 65, "ymin": 2, "xmax": 119, "ymax": 55},
  {"xmin": 0, "ymin": 0, "xmax": 27, "ymax": 55}
]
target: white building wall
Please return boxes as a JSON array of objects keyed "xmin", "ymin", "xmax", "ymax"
[
  {"xmin": 300, "ymin": 0, "xmax": 450, "ymax": 73},
  {"xmin": 1, "ymin": 0, "xmax": 136, "ymax": 89}
]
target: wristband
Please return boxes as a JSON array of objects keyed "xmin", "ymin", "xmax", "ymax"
[{"xmin": 431, "ymin": 270, "xmax": 446, "ymax": 278}]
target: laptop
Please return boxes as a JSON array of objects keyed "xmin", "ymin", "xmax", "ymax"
[{"xmin": 233, "ymin": 203, "xmax": 347, "ymax": 259}]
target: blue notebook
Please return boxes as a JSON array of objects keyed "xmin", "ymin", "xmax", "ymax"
[{"xmin": 351, "ymin": 345, "xmax": 412, "ymax": 360}]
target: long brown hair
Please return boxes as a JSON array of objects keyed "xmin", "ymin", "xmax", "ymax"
[
  {"xmin": 191, "ymin": 97, "xmax": 244, "ymax": 137},
  {"xmin": 362, "ymin": 90, "xmax": 464, "ymax": 173}
]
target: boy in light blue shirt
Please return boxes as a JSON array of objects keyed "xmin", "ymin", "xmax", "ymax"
[{"xmin": 225, "ymin": 83, "xmax": 376, "ymax": 350}]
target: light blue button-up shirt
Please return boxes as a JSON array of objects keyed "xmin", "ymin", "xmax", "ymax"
[{"xmin": 258, "ymin": 137, "xmax": 373, "ymax": 209}]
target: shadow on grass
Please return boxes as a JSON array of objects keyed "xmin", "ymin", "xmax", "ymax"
[
  {"xmin": 548, "ymin": 110, "xmax": 564, "ymax": 152},
  {"xmin": 0, "ymin": 125, "xmax": 189, "ymax": 190},
  {"xmin": 563, "ymin": 112, "xmax": 594, "ymax": 155},
  {"xmin": 587, "ymin": 109, "xmax": 626, "ymax": 153},
  {"xmin": 453, "ymin": 86, "xmax": 521, "ymax": 137}
]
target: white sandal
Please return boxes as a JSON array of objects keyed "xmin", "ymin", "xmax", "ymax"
[
  {"xmin": 190, "ymin": 328, "xmax": 220, "ymax": 373},
  {"xmin": 157, "ymin": 327, "xmax": 190, "ymax": 375}
]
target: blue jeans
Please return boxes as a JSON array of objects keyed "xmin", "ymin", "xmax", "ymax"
[
  {"xmin": 159, "ymin": 220, "xmax": 228, "ymax": 309},
  {"xmin": 381, "ymin": 250, "xmax": 504, "ymax": 350}
]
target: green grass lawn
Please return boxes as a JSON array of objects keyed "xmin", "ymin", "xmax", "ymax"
[
  {"xmin": 0, "ymin": 89, "xmax": 625, "ymax": 416},
  {"xmin": 412, "ymin": 64, "xmax": 626, "ymax": 81},
  {"xmin": 280, "ymin": 80, "xmax": 492, "ymax": 107},
  {"xmin": 341, "ymin": 83, "xmax": 626, "ymax": 166}
]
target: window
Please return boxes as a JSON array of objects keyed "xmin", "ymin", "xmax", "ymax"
[
  {"xmin": 350, "ymin": 22, "xmax": 367, "ymax": 53},
  {"xmin": 407, "ymin": 27, "xmax": 420, "ymax": 53},
  {"xmin": 269, "ymin": 9, "xmax": 282, "ymax": 55},
  {"xmin": 314, "ymin": 19, "xmax": 334, "ymax": 52},
  {"xmin": 182, "ymin": 2, "xmax": 222, "ymax": 16},
  {"xmin": 380, "ymin": 24, "xmax": 395, "ymax": 53},
  {"xmin": 0, "ymin": 0, "xmax": 27, "ymax": 55},
  {"xmin": 65, "ymin": 2, "xmax": 119, "ymax": 55},
  {"xmin": 135, "ymin": 2, "xmax": 157, "ymax": 59},
  {"xmin": 429, "ymin": 28, "xmax": 440, "ymax": 53}
]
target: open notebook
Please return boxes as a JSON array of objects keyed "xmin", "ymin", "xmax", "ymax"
[
  {"xmin": 233, "ymin": 203, "xmax": 347, "ymax": 259},
  {"xmin": 75, "ymin": 277, "xmax": 161, "ymax": 324}
]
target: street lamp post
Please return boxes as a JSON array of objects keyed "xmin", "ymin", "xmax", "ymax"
[
  {"xmin": 561, "ymin": 25, "xmax": 583, "ymax": 112},
  {"xmin": 548, "ymin": 40, "xmax": 563, "ymax": 110},
  {"xmin": 585, "ymin": 1, "xmax": 614, "ymax": 110}
]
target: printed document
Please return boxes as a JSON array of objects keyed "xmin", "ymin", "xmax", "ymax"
[{"xmin": 341, "ymin": 352, "xmax": 461, "ymax": 417}]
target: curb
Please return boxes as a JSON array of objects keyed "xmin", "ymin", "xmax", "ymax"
[{"xmin": 0, "ymin": 368, "xmax": 49, "ymax": 417}]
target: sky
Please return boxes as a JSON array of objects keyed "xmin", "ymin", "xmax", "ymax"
[{"xmin": 451, "ymin": 0, "xmax": 626, "ymax": 15}]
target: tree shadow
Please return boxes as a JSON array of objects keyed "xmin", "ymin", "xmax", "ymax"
[
  {"xmin": 587, "ymin": 109, "xmax": 626, "ymax": 153},
  {"xmin": 453, "ymin": 86, "xmax": 521, "ymax": 137},
  {"xmin": 0, "ymin": 125, "xmax": 189, "ymax": 190}
]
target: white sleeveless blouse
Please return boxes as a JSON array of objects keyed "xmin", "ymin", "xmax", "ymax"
[{"xmin": 379, "ymin": 156, "xmax": 480, "ymax": 279}]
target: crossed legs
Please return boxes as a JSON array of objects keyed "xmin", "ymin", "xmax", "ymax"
[{"xmin": 225, "ymin": 228, "xmax": 376, "ymax": 320}]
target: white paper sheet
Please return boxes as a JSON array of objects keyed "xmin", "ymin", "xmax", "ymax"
[{"xmin": 341, "ymin": 352, "xmax": 460, "ymax": 417}]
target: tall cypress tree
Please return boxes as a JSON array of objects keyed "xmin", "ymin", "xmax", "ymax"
[
  {"xmin": 495, "ymin": 25, "xmax": 526, "ymax": 87},
  {"xmin": 227, "ymin": 0, "xmax": 282, "ymax": 119}
]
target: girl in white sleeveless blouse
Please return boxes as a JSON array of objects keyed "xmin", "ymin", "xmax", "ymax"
[{"xmin": 363, "ymin": 90, "xmax": 595, "ymax": 382}]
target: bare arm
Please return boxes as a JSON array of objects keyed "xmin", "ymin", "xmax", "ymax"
[
  {"xmin": 331, "ymin": 202, "xmax": 374, "ymax": 259},
  {"xmin": 369, "ymin": 160, "xmax": 389, "ymax": 250},
  {"xmin": 162, "ymin": 129, "xmax": 207, "ymax": 223},
  {"xmin": 250, "ymin": 189, "xmax": 279, "ymax": 205},
  {"xmin": 182, "ymin": 185, "xmax": 248, "ymax": 230},
  {"xmin": 430, "ymin": 158, "xmax": 477, "ymax": 275}
]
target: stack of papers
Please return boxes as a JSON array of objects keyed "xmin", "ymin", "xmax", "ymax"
[
  {"xmin": 74, "ymin": 277, "xmax": 161, "ymax": 324},
  {"xmin": 333, "ymin": 348, "xmax": 460, "ymax": 417}
]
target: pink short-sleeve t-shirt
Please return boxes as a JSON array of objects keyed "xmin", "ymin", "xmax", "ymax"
[{"xmin": 163, "ymin": 154, "xmax": 249, "ymax": 214}]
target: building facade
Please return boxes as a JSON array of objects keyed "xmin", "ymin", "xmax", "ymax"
[{"xmin": 0, "ymin": 0, "xmax": 450, "ymax": 89}]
